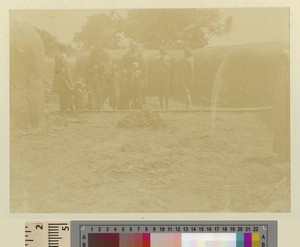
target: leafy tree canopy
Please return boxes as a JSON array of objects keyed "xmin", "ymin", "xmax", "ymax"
[
  {"xmin": 74, "ymin": 9, "xmax": 232, "ymax": 50},
  {"xmin": 74, "ymin": 12, "xmax": 121, "ymax": 50}
]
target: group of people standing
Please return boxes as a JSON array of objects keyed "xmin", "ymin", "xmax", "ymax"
[
  {"xmin": 51, "ymin": 42, "xmax": 289, "ymax": 162},
  {"xmin": 52, "ymin": 41, "xmax": 195, "ymax": 113}
]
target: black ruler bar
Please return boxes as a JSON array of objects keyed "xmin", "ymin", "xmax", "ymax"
[{"xmin": 49, "ymin": 223, "xmax": 68, "ymax": 226}]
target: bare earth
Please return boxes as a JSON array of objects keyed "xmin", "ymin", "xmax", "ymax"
[{"xmin": 10, "ymin": 98, "xmax": 290, "ymax": 213}]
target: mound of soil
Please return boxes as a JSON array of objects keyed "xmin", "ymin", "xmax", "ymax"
[{"xmin": 118, "ymin": 110, "xmax": 167, "ymax": 130}]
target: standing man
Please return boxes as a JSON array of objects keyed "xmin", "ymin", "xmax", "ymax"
[
  {"xmin": 85, "ymin": 44, "xmax": 111, "ymax": 110},
  {"xmin": 153, "ymin": 47, "xmax": 171, "ymax": 109},
  {"xmin": 119, "ymin": 41, "xmax": 147, "ymax": 109},
  {"xmin": 108, "ymin": 63, "xmax": 122, "ymax": 110},
  {"xmin": 52, "ymin": 44, "xmax": 74, "ymax": 114},
  {"xmin": 181, "ymin": 47, "xmax": 194, "ymax": 109}
]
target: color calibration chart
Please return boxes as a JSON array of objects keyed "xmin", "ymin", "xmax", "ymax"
[{"xmin": 71, "ymin": 221, "xmax": 277, "ymax": 247}]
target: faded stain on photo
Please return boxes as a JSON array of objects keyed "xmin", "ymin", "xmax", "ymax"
[{"xmin": 9, "ymin": 8, "xmax": 290, "ymax": 213}]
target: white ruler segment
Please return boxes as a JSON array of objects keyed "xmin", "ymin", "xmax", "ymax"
[{"xmin": 25, "ymin": 222, "xmax": 70, "ymax": 247}]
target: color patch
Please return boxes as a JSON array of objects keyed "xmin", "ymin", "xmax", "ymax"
[
  {"xmin": 244, "ymin": 233, "xmax": 252, "ymax": 247},
  {"xmin": 181, "ymin": 233, "xmax": 236, "ymax": 247},
  {"xmin": 252, "ymin": 233, "xmax": 260, "ymax": 247},
  {"xmin": 88, "ymin": 233, "xmax": 119, "ymax": 247},
  {"xmin": 236, "ymin": 233, "xmax": 244, "ymax": 247},
  {"xmin": 151, "ymin": 233, "xmax": 181, "ymax": 247},
  {"xmin": 88, "ymin": 232, "xmax": 259, "ymax": 247},
  {"xmin": 120, "ymin": 233, "xmax": 150, "ymax": 247}
]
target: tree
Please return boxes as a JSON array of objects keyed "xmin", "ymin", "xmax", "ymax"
[
  {"xmin": 73, "ymin": 12, "xmax": 120, "ymax": 50},
  {"xmin": 124, "ymin": 9, "xmax": 232, "ymax": 49},
  {"xmin": 73, "ymin": 9, "xmax": 232, "ymax": 50}
]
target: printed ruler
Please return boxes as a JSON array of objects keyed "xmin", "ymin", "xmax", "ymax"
[{"xmin": 25, "ymin": 222, "xmax": 70, "ymax": 247}]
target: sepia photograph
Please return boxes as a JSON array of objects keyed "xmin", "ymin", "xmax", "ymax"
[{"xmin": 9, "ymin": 8, "xmax": 290, "ymax": 213}]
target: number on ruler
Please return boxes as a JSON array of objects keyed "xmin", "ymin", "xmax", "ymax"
[
  {"xmin": 48, "ymin": 222, "xmax": 70, "ymax": 247},
  {"xmin": 36, "ymin": 224, "xmax": 43, "ymax": 230},
  {"xmin": 25, "ymin": 223, "xmax": 45, "ymax": 247}
]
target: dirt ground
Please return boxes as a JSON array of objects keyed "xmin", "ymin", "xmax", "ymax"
[{"xmin": 10, "ymin": 97, "xmax": 290, "ymax": 213}]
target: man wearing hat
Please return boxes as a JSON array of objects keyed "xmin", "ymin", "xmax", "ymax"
[
  {"xmin": 119, "ymin": 41, "xmax": 147, "ymax": 109},
  {"xmin": 153, "ymin": 46, "xmax": 171, "ymax": 109},
  {"xmin": 181, "ymin": 47, "xmax": 194, "ymax": 109},
  {"xmin": 85, "ymin": 43, "xmax": 111, "ymax": 110}
]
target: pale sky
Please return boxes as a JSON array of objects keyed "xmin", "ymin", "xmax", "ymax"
[
  {"xmin": 209, "ymin": 8, "xmax": 289, "ymax": 46},
  {"xmin": 10, "ymin": 8, "xmax": 289, "ymax": 47}
]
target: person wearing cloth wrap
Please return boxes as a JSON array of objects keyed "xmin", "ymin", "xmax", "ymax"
[
  {"xmin": 85, "ymin": 44, "xmax": 111, "ymax": 110},
  {"xmin": 119, "ymin": 41, "xmax": 147, "ymax": 109},
  {"xmin": 52, "ymin": 44, "xmax": 74, "ymax": 114},
  {"xmin": 153, "ymin": 46, "xmax": 171, "ymax": 109},
  {"xmin": 181, "ymin": 47, "xmax": 194, "ymax": 110}
]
